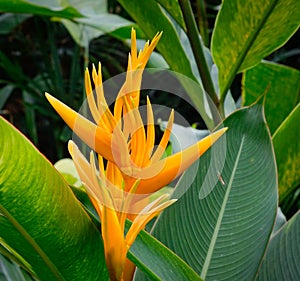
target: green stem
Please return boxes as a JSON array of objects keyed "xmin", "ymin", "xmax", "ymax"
[
  {"xmin": 195, "ymin": 0, "xmax": 209, "ymax": 47},
  {"xmin": 178, "ymin": 0, "xmax": 219, "ymax": 116}
]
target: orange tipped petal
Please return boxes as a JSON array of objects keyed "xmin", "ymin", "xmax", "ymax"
[
  {"xmin": 135, "ymin": 127, "xmax": 228, "ymax": 194},
  {"xmin": 125, "ymin": 195, "xmax": 176, "ymax": 247},
  {"xmin": 143, "ymin": 96, "xmax": 155, "ymax": 166},
  {"xmin": 131, "ymin": 28, "xmax": 137, "ymax": 67},
  {"xmin": 151, "ymin": 109, "xmax": 174, "ymax": 163},
  {"xmin": 102, "ymin": 205, "xmax": 127, "ymax": 281},
  {"xmin": 45, "ymin": 93, "xmax": 114, "ymax": 162}
]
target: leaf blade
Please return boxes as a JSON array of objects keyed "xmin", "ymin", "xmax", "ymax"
[
  {"xmin": 272, "ymin": 103, "xmax": 300, "ymax": 203},
  {"xmin": 212, "ymin": 0, "xmax": 300, "ymax": 99},
  {"xmin": 152, "ymin": 101, "xmax": 278, "ymax": 280},
  {"xmin": 0, "ymin": 117, "xmax": 108, "ymax": 281},
  {"xmin": 256, "ymin": 211, "xmax": 300, "ymax": 281},
  {"xmin": 242, "ymin": 61, "xmax": 300, "ymax": 134}
]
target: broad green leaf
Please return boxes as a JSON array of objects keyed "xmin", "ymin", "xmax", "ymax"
[
  {"xmin": 117, "ymin": 0, "xmax": 218, "ymax": 129},
  {"xmin": 256, "ymin": 210, "xmax": 300, "ymax": 281},
  {"xmin": 117, "ymin": 0, "xmax": 196, "ymax": 81},
  {"xmin": 155, "ymin": 0, "xmax": 186, "ymax": 30},
  {"xmin": 127, "ymin": 224, "xmax": 203, "ymax": 281},
  {"xmin": 242, "ymin": 61, "xmax": 300, "ymax": 134},
  {"xmin": 0, "ymin": 0, "xmax": 83, "ymax": 19},
  {"xmin": 0, "ymin": 117, "xmax": 109, "ymax": 281},
  {"xmin": 272, "ymin": 103, "xmax": 300, "ymax": 203},
  {"xmin": 152, "ymin": 100, "xmax": 277, "ymax": 280},
  {"xmin": 212, "ymin": 0, "xmax": 300, "ymax": 99}
]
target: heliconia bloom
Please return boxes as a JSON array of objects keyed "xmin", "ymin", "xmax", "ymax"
[
  {"xmin": 68, "ymin": 140, "xmax": 176, "ymax": 281},
  {"xmin": 46, "ymin": 28, "xmax": 227, "ymax": 281},
  {"xmin": 45, "ymin": 30, "xmax": 226, "ymax": 193}
]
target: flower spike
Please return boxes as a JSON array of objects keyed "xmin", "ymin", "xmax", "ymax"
[{"xmin": 46, "ymin": 28, "xmax": 228, "ymax": 281}]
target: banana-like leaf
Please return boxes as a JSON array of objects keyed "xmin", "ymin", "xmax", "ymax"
[
  {"xmin": 0, "ymin": 0, "xmax": 136, "ymax": 47},
  {"xmin": 272, "ymin": 103, "xmax": 300, "ymax": 203},
  {"xmin": 152, "ymin": 99, "xmax": 278, "ymax": 280},
  {"xmin": 0, "ymin": 117, "xmax": 109, "ymax": 281},
  {"xmin": 212, "ymin": 0, "xmax": 300, "ymax": 99},
  {"xmin": 117, "ymin": 0, "xmax": 196, "ymax": 82},
  {"xmin": 155, "ymin": 0, "xmax": 186, "ymax": 30},
  {"xmin": 242, "ymin": 61, "xmax": 300, "ymax": 134},
  {"xmin": 129, "ymin": 226, "xmax": 203, "ymax": 281},
  {"xmin": 256, "ymin": 210, "xmax": 300, "ymax": 281}
]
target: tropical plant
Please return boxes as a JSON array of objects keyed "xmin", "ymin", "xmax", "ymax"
[{"xmin": 0, "ymin": 0, "xmax": 300, "ymax": 280}]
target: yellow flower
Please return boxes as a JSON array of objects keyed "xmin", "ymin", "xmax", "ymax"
[
  {"xmin": 68, "ymin": 140, "xmax": 176, "ymax": 281},
  {"xmin": 45, "ymin": 30, "xmax": 226, "ymax": 193},
  {"xmin": 46, "ymin": 28, "xmax": 227, "ymax": 281}
]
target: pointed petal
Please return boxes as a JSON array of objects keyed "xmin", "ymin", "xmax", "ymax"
[
  {"xmin": 139, "ymin": 31, "xmax": 162, "ymax": 69},
  {"xmin": 125, "ymin": 195, "xmax": 176, "ymax": 247},
  {"xmin": 135, "ymin": 128, "xmax": 228, "ymax": 194},
  {"xmin": 46, "ymin": 93, "xmax": 115, "ymax": 162},
  {"xmin": 102, "ymin": 205, "xmax": 127, "ymax": 281},
  {"xmin": 151, "ymin": 109, "xmax": 174, "ymax": 162},
  {"xmin": 143, "ymin": 96, "xmax": 155, "ymax": 166},
  {"xmin": 85, "ymin": 69, "xmax": 100, "ymax": 123},
  {"xmin": 118, "ymin": 178, "xmax": 140, "ymax": 233},
  {"xmin": 130, "ymin": 28, "xmax": 137, "ymax": 67}
]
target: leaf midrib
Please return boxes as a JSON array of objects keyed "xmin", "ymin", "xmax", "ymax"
[
  {"xmin": 200, "ymin": 136, "xmax": 245, "ymax": 279},
  {"xmin": 220, "ymin": 0, "xmax": 279, "ymax": 100},
  {"xmin": 0, "ymin": 204, "xmax": 64, "ymax": 281}
]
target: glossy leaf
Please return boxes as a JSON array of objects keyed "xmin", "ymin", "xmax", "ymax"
[
  {"xmin": 256, "ymin": 210, "xmax": 300, "ymax": 281},
  {"xmin": 128, "ymin": 224, "xmax": 203, "ymax": 281},
  {"xmin": 155, "ymin": 0, "xmax": 186, "ymax": 30},
  {"xmin": 0, "ymin": 0, "xmax": 83, "ymax": 19},
  {"xmin": 272, "ymin": 103, "xmax": 300, "ymax": 203},
  {"xmin": 152, "ymin": 100, "xmax": 277, "ymax": 280},
  {"xmin": 117, "ymin": 0, "xmax": 220, "ymax": 128},
  {"xmin": 212, "ymin": 0, "xmax": 300, "ymax": 98},
  {"xmin": 117, "ymin": 0, "xmax": 196, "ymax": 81},
  {"xmin": 242, "ymin": 61, "xmax": 300, "ymax": 134},
  {"xmin": 0, "ymin": 117, "xmax": 109, "ymax": 281}
]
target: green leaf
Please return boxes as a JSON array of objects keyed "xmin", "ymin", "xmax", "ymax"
[
  {"xmin": 117, "ymin": 0, "xmax": 196, "ymax": 82},
  {"xmin": 272, "ymin": 103, "xmax": 300, "ymax": 203},
  {"xmin": 117, "ymin": 0, "xmax": 219, "ymax": 129},
  {"xmin": 0, "ymin": 117, "xmax": 109, "ymax": 281},
  {"xmin": 152, "ymin": 100, "xmax": 278, "ymax": 280},
  {"xmin": 242, "ymin": 61, "xmax": 300, "ymax": 134},
  {"xmin": 127, "ymin": 224, "xmax": 203, "ymax": 281},
  {"xmin": 0, "ymin": 0, "xmax": 83, "ymax": 19},
  {"xmin": 155, "ymin": 0, "xmax": 186, "ymax": 30},
  {"xmin": 212, "ymin": 0, "xmax": 300, "ymax": 99},
  {"xmin": 256, "ymin": 210, "xmax": 300, "ymax": 281}
]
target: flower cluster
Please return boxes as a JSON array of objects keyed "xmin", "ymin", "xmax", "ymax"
[{"xmin": 46, "ymin": 29, "xmax": 227, "ymax": 281}]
